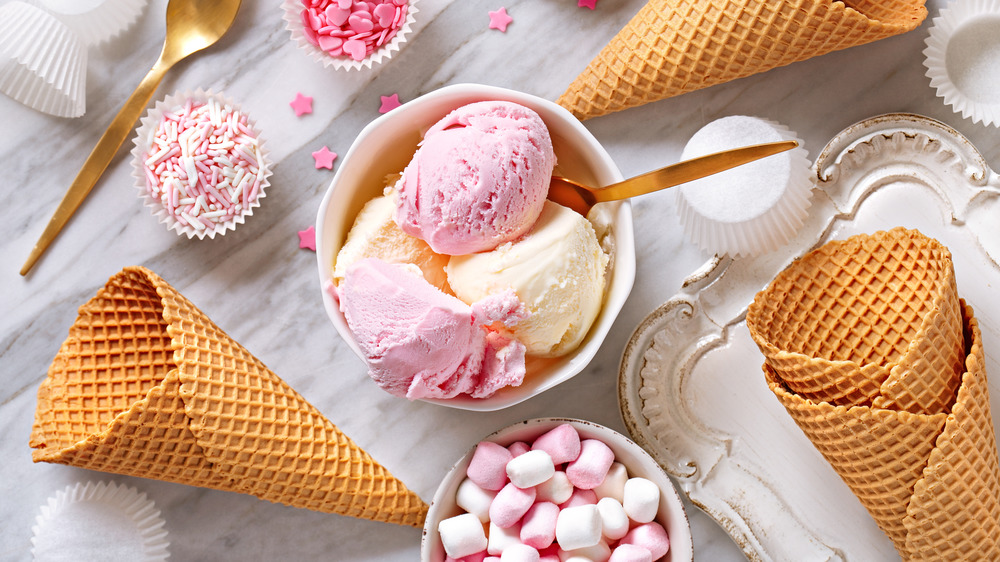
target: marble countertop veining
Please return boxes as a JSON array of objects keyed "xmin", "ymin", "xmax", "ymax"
[{"xmin": 1, "ymin": 0, "xmax": 995, "ymax": 560}]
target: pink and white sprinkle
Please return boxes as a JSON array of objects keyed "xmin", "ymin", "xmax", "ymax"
[
  {"xmin": 299, "ymin": 0, "xmax": 410, "ymax": 61},
  {"xmin": 140, "ymin": 96, "xmax": 265, "ymax": 234}
]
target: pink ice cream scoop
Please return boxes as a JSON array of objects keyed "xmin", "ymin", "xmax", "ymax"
[
  {"xmin": 394, "ymin": 101, "xmax": 556, "ymax": 255},
  {"xmin": 333, "ymin": 257, "xmax": 529, "ymax": 400}
]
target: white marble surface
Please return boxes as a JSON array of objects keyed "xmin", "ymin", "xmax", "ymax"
[{"xmin": 1, "ymin": 0, "xmax": 997, "ymax": 560}]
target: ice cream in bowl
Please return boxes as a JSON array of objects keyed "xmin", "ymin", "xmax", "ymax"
[
  {"xmin": 420, "ymin": 418, "xmax": 693, "ymax": 561},
  {"xmin": 316, "ymin": 83, "xmax": 635, "ymax": 411}
]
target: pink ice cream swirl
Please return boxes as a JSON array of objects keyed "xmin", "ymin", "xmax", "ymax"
[
  {"xmin": 332, "ymin": 257, "xmax": 530, "ymax": 400},
  {"xmin": 393, "ymin": 101, "xmax": 556, "ymax": 255}
]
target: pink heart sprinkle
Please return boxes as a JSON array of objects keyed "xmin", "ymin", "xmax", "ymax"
[
  {"xmin": 325, "ymin": 5, "xmax": 351, "ymax": 26},
  {"xmin": 337, "ymin": 0, "xmax": 352, "ymax": 8},
  {"xmin": 373, "ymin": 3, "xmax": 395, "ymax": 27},
  {"xmin": 318, "ymin": 34, "xmax": 344, "ymax": 52},
  {"xmin": 348, "ymin": 13, "xmax": 374, "ymax": 33},
  {"xmin": 343, "ymin": 38, "xmax": 367, "ymax": 60}
]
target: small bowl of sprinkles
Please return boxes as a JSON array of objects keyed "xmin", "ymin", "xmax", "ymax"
[
  {"xmin": 281, "ymin": 0, "xmax": 419, "ymax": 70},
  {"xmin": 131, "ymin": 89, "xmax": 271, "ymax": 239}
]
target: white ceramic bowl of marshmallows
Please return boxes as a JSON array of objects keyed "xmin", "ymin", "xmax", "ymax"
[
  {"xmin": 316, "ymin": 84, "xmax": 636, "ymax": 411},
  {"xmin": 421, "ymin": 418, "xmax": 693, "ymax": 561}
]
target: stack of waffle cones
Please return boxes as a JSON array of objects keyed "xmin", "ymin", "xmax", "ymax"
[
  {"xmin": 746, "ymin": 228, "xmax": 1000, "ymax": 559},
  {"xmin": 29, "ymin": 266, "xmax": 428, "ymax": 528},
  {"xmin": 557, "ymin": 0, "xmax": 927, "ymax": 120}
]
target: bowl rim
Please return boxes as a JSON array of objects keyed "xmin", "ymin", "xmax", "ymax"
[
  {"xmin": 419, "ymin": 417, "xmax": 694, "ymax": 561},
  {"xmin": 314, "ymin": 83, "xmax": 636, "ymax": 411}
]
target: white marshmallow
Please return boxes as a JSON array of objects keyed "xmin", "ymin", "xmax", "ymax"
[
  {"xmin": 622, "ymin": 478, "xmax": 660, "ymax": 524},
  {"xmin": 535, "ymin": 470, "xmax": 573, "ymax": 505},
  {"xmin": 596, "ymin": 497, "xmax": 630, "ymax": 540},
  {"xmin": 439, "ymin": 512, "xmax": 488, "ymax": 559},
  {"xmin": 488, "ymin": 520, "xmax": 523, "ymax": 555},
  {"xmin": 558, "ymin": 540, "xmax": 611, "ymax": 562},
  {"xmin": 555, "ymin": 504, "xmax": 603, "ymax": 551},
  {"xmin": 501, "ymin": 543, "xmax": 541, "ymax": 562},
  {"xmin": 593, "ymin": 462, "xmax": 628, "ymax": 502},
  {"xmin": 507, "ymin": 449, "xmax": 555, "ymax": 488},
  {"xmin": 457, "ymin": 477, "xmax": 498, "ymax": 522}
]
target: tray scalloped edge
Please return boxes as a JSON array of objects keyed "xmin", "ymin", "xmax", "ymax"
[{"xmin": 618, "ymin": 113, "xmax": 1000, "ymax": 562}]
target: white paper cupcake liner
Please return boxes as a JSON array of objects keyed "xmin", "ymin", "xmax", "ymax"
[
  {"xmin": 31, "ymin": 481, "xmax": 169, "ymax": 561},
  {"xmin": 281, "ymin": 0, "xmax": 419, "ymax": 71},
  {"xmin": 923, "ymin": 0, "xmax": 1000, "ymax": 127},
  {"xmin": 0, "ymin": 1, "xmax": 86, "ymax": 118},
  {"xmin": 676, "ymin": 115, "xmax": 812, "ymax": 259},
  {"xmin": 35, "ymin": 0, "xmax": 149, "ymax": 47},
  {"xmin": 130, "ymin": 88, "xmax": 273, "ymax": 239}
]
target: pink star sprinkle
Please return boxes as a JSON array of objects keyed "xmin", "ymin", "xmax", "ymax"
[
  {"xmin": 488, "ymin": 7, "xmax": 513, "ymax": 32},
  {"xmin": 290, "ymin": 92, "xmax": 313, "ymax": 116},
  {"xmin": 379, "ymin": 93, "xmax": 402, "ymax": 113},
  {"xmin": 298, "ymin": 226, "xmax": 316, "ymax": 251},
  {"xmin": 312, "ymin": 146, "xmax": 338, "ymax": 169},
  {"xmin": 578, "ymin": 0, "xmax": 598, "ymax": 9}
]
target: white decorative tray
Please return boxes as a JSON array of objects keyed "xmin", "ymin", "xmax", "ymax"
[{"xmin": 618, "ymin": 113, "xmax": 1000, "ymax": 561}]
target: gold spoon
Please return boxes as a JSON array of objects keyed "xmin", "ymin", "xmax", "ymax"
[
  {"xmin": 548, "ymin": 140, "xmax": 799, "ymax": 216},
  {"xmin": 20, "ymin": 0, "xmax": 243, "ymax": 276}
]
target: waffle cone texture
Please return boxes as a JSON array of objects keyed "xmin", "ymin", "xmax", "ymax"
[
  {"xmin": 746, "ymin": 228, "xmax": 1000, "ymax": 560},
  {"xmin": 29, "ymin": 266, "xmax": 428, "ymax": 528},
  {"xmin": 557, "ymin": 0, "xmax": 927, "ymax": 120}
]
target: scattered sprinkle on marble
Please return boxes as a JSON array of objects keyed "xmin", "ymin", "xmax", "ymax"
[
  {"xmin": 312, "ymin": 146, "xmax": 338, "ymax": 169},
  {"xmin": 379, "ymin": 93, "xmax": 402, "ymax": 113},
  {"xmin": 290, "ymin": 92, "xmax": 313, "ymax": 116},
  {"xmin": 488, "ymin": 7, "xmax": 513, "ymax": 32},
  {"xmin": 578, "ymin": 0, "xmax": 598, "ymax": 9},
  {"xmin": 298, "ymin": 225, "xmax": 317, "ymax": 251}
]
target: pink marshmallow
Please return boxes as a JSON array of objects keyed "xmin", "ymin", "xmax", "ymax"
[
  {"xmin": 566, "ymin": 439, "xmax": 615, "ymax": 490},
  {"xmin": 620, "ymin": 522, "xmax": 671, "ymax": 560},
  {"xmin": 559, "ymin": 488, "xmax": 597, "ymax": 509},
  {"xmin": 530, "ymin": 423, "xmax": 581, "ymax": 464},
  {"xmin": 537, "ymin": 545, "xmax": 560, "ymax": 562},
  {"xmin": 447, "ymin": 552, "xmax": 488, "ymax": 562},
  {"xmin": 609, "ymin": 544, "xmax": 653, "ymax": 562},
  {"xmin": 520, "ymin": 501, "xmax": 559, "ymax": 549},
  {"xmin": 490, "ymin": 482, "xmax": 537, "ymax": 528},
  {"xmin": 508, "ymin": 441, "xmax": 531, "ymax": 457},
  {"xmin": 468, "ymin": 441, "xmax": 513, "ymax": 491}
]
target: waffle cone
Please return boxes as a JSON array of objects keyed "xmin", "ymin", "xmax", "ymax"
[
  {"xmin": 29, "ymin": 266, "xmax": 428, "ymax": 528},
  {"xmin": 747, "ymin": 228, "xmax": 964, "ymax": 414},
  {"xmin": 557, "ymin": 0, "xmax": 927, "ymax": 120}
]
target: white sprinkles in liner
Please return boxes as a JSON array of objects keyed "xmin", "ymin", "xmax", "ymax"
[{"xmin": 137, "ymin": 93, "xmax": 267, "ymax": 236}]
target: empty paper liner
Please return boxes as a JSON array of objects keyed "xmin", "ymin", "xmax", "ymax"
[
  {"xmin": 29, "ymin": 266, "xmax": 428, "ymax": 528},
  {"xmin": 746, "ymin": 229, "xmax": 1000, "ymax": 560},
  {"xmin": 38, "ymin": 0, "xmax": 149, "ymax": 47},
  {"xmin": 558, "ymin": 0, "xmax": 928, "ymax": 119}
]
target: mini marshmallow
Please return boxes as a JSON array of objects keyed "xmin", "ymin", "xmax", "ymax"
[
  {"xmin": 608, "ymin": 544, "xmax": 653, "ymax": 562},
  {"xmin": 531, "ymin": 423, "xmax": 582, "ymax": 464},
  {"xmin": 448, "ymin": 552, "xmax": 488, "ymax": 562},
  {"xmin": 457, "ymin": 477, "xmax": 498, "ymax": 522},
  {"xmin": 566, "ymin": 439, "xmax": 615, "ymax": 490},
  {"xmin": 596, "ymin": 497, "xmax": 629, "ymax": 540},
  {"xmin": 508, "ymin": 441, "xmax": 531, "ymax": 457},
  {"xmin": 439, "ymin": 513, "xmax": 489, "ymax": 559},
  {"xmin": 507, "ymin": 449, "xmax": 555, "ymax": 488},
  {"xmin": 501, "ymin": 543, "xmax": 541, "ymax": 562},
  {"xmin": 520, "ymin": 501, "xmax": 559, "ymax": 549},
  {"xmin": 555, "ymin": 504, "xmax": 603, "ymax": 551},
  {"xmin": 622, "ymin": 478, "xmax": 660, "ymax": 524},
  {"xmin": 559, "ymin": 488, "xmax": 597, "ymax": 509},
  {"xmin": 491, "ymin": 483, "xmax": 537, "ymax": 528},
  {"xmin": 620, "ymin": 522, "xmax": 670, "ymax": 560},
  {"xmin": 488, "ymin": 520, "xmax": 523, "ymax": 555},
  {"xmin": 468, "ymin": 441, "xmax": 514, "ymax": 491},
  {"xmin": 558, "ymin": 540, "xmax": 611, "ymax": 562},
  {"xmin": 535, "ymin": 471, "xmax": 573, "ymax": 505},
  {"xmin": 593, "ymin": 462, "xmax": 628, "ymax": 502}
]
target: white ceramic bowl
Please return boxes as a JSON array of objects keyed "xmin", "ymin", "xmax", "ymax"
[
  {"xmin": 315, "ymin": 83, "xmax": 635, "ymax": 411},
  {"xmin": 420, "ymin": 418, "xmax": 693, "ymax": 561}
]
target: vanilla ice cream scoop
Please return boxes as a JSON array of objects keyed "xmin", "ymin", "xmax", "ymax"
[
  {"xmin": 394, "ymin": 101, "xmax": 556, "ymax": 255},
  {"xmin": 447, "ymin": 201, "xmax": 609, "ymax": 357}
]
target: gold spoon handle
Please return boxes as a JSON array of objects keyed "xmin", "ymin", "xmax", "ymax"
[
  {"xmin": 20, "ymin": 61, "xmax": 170, "ymax": 276},
  {"xmin": 591, "ymin": 140, "xmax": 800, "ymax": 204}
]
